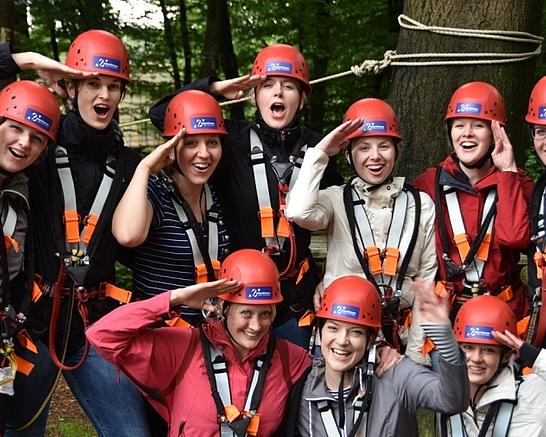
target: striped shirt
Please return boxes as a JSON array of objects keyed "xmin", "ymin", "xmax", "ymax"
[{"xmin": 133, "ymin": 175, "xmax": 230, "ymax": 323}]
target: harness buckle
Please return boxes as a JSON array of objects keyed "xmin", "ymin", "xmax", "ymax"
[
  {"xmin": 258, "ymin": 207, "xmax": 275, "ymax": 239},
  {"xmin": 365, "ymin": 246, "xmax": 382, "ymax": 276}
]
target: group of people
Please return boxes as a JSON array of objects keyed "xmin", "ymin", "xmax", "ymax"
[{"xmin": 0, "ymin": 27, "xmax": 546, "ymax": 437}]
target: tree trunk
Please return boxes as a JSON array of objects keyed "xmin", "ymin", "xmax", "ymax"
[
  {"xmin": 388, "ymin": 0, "xmax": 544, "ymax": 180},
  {"xmin": 159, "ymin": 0, "xmax": 181, "ymax": 89},
  {"xmin": 177, "ymin": 0, "xmax": 192, "ymax": 84},
  {"xmin": 0, "ymin": 0, "xmax": 15, "ymax": 87},
  {"xmin": 201, "ymin": 0, "xmax": 243, "ymax": 120}
]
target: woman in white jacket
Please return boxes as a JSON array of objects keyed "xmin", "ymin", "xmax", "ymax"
[
  {"xmin": 438, "ymin": 295, "xmax": 546, "ymax": 436},
  {"xmin": 286, "ymin": 98, "xmax": 436, "ymax": 358}
]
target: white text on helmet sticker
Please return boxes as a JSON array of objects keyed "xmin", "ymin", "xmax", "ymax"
[
  {"xmin": 191, "ymin": 117, "xmax": 217, "ymax": 130},
  {"xmin": 464, "ymin": 325, "xmax": 493, "ymax": 340},
  {"xmin": 539, "ymin": 106, "xmax": 546, "ymax": 119},
  {"xmin": 93, "ymin": 56, "xmax": 121, "ymax": 73},
  {"xmin": 265, "ymin": 61, "xmax": 293, "ymax": 74},
  {"xmin": 455, "ymin": 103, "xmax": 482, "ymax": 115},
  {"xmin": 246, "ymin": 286, "xmax": 273, "ymax": 300},
  {"xmin": 24, "ymin": 108, "xmax": 52, "ymax": 132},
  {"xmin": 331, "ymin": 303, "xmax": 359, "ymax": 320},
  {"xmin": 362, "ymin": 120, "xmax": 387, "ymax": 133}
]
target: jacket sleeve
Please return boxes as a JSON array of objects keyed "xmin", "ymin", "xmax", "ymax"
[
  {"xmin": 285, "ymin": 147, "xmax": 337, "ymax": 231},
  {"xmin": 148, "ymin": 76, "xmax": 219, "ymax": 131},
  {"xmin": 494, "ymin": 171, "xmax": 532, "ymax": 249},
  {"xmin": 0, "ymin": 43, "xmax": 21, "ymax": 80},
  {"xmin": 86, "ymin": 291, "xmax": 196, "ymax": 393},
  {"xmin": 532, "ymin": 348, "xmax": 546, "ymax": 380},
  {"xmin": 417, "ymin": 191, "xmax": 438, "ymax": 282},
  {"xmin": 394, "ymin": 354, "xmax": 469, "ymax": 415}
]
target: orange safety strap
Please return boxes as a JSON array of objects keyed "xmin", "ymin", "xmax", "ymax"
[
  {"xmin": 224, "ymin": 404, "xmax": 241, "ymax": 422},
  {"xmin": 103, "ymin": 283, "xmax": 132, "ymax": 304},
  {"xmin": 4, "ymin": 235, "xmax": 19, "ymax": 253},
  {"xmin": 63, "ymin": 210, "xmax": 80, "ymax": 244},
  {"xmin": 475, "ymin": 233, "xmax": 492, "ymax": 262},
  {"xmin": 534, "ymin": 252, "xmax": 546, "ymax": 279},
  {"xmin": 16, "ymin": 330, "xmax": 37, "ymax": 354},
  {"xmin": 296, "ymin": 258, "xmax": 309, "ymax": 285},
  {"xmin": 80, "ymin": 213, "xmax": 99, "ymax": 245},
  {"xmin": 165, "ymin": 317, "xmax": 192, "ymax": 328},
  {"xmin": 365, "ymin": 246, "xmax": 383, "ymax": 276},
  {"xmin": 452, "ymin": 233, "xmax": 470, "ymax": 261},
  {"xmin": 246, "ymin": 414, "xmax": 260, "ymax": 436},
  {"xmin": 522, "ymin": 367, "xmax": 533, "ymax": 376},
  {"xmin": 258, "ymin": 207, "xmax": 275, "ymax": 239},
  {"xmin": 383, "ymin": 247, "xmax": 400, "ymax": 277},
  {"xmin": 31, "ymin": 281, "xmax": 43, "ymax": 303},
  {"xmin": 497, "ymin": 285, "xmax": 513, "ymax": 302},
  {"xmin": 422, "ymin": 337, "xmax": 436, "ymax": 356},
  {"xmin": 12, "ymin": 353, "xmax": 34, "ymax": 376},
  {"xmin": 434, "ymin": 281, "xmax": 449, "ymax": 298},
  {"xmin": 298, "ymin": 310, "xmax": 315, "ymax": 327},
  {"xmin": 195, "ymin": 260, "xmax": 221, "ymax": 284},
  {"xmin": 276, "ymin": 212, "xmax": 290, "ymax": 238},
  {"xmin": 517, "ymin": 315, "xmax": 530, "ymax": 338}
]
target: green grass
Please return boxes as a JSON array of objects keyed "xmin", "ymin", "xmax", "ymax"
[
  {"xmin": 418, "ymin": 409, "xmax": 435, "ymax": 437},
  {"xmin": 46, "ymin": 418, "xmax": 96, "ymax": 437}
]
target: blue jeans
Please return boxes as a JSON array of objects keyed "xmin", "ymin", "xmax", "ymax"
[
  {"xmin": 272, "ymin": 317, "xmax": 311, "ymax": 349},
  {"xmin": 6, "ymin": 340, "xmax": 151, "ymax": 437}
]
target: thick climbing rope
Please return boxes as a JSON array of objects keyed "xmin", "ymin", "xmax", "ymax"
[{"xmin": 119, "ymin": 14, "xmax": 543, "ymax": 126}]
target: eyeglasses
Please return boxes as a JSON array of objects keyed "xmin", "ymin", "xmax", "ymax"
[{"xmin": 531, "ymin": 127, "xmax": 546, "ymax": 140}]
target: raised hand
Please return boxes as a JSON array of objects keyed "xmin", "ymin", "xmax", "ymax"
[
  {"xmin": 316, "ymin": 118, "xmax": 363, "ymax": 157},
  {"xmin": 376, "ymin": 344, "xmax": 402, "ymax": 377},
  {"xmin": 140, "ymin": 128, "xmax": 184, "ymax": 174},
  {"xmin": 210, "ymin": 74, "xmax": 266, "ymax": 100},
  {"xmin": 313, "ymin": 282, "xmax": 325, "ymax": 311},
  {"xmin": 491, "ymin": 120, "xmax": 517, "ymax": 172},
  {"xmin": 412, "ymin": 278, "xmax": 450, "ymax": 325},
  {"xmin": 169, "ymin": 279, "xmax": 242, "ymax": 310}
]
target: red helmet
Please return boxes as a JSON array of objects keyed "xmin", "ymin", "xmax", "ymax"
[
  {"xmin": 453, "ymin": 295, "xmax": 516, "ymax": 345},
  {"xmin": 0, "ymin": 81, "xmax": 61, "ymax": 142},
  {"xmin": 445, "ymin": 81, "xmax": 505, "ymax": 125},
  {"xmin": 343, "ymin": 98, "xmax": 402, "ymax": 141},
  {"xmin": 526, "ymin": 76, "xmax": 546, "ymax": 125},
  {"xmin": 163, "ymin": 90, "xmax": 227, "ymax": 137},
  {"xmin": 251, "ymin": 44, "xmax": 311, "ymax": 95},
  {"xmin": 66, "ymin": 29, "xmax": 130, "ymax": 82},
  {"xmin": 316, "ymin": 276, "xmax": 382, "ymax": 330},
  {"xmin": 218, "ymin": 249, "xmax": 282, "ymax": 304}
]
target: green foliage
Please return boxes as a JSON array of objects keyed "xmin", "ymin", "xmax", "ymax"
[{"xmin": 47, "ymin": 417, "xmax": 96, "ymax": 437}]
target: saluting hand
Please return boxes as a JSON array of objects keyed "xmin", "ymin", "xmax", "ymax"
[
  {"xmin": 140, "ymin": 128, "xmax": 184, "ymax": 175},
  {"xmin": 210, "ymin": 74, "xmax": 266, "ymax": 100},
  {"xmin": 492, "ymin": 329, "xmax": 524, "ymax": 351},
  {"xmin": 491, "ymin": 120, "xmax": 518, "ymax": 173},
  {"xmin": 316, "ymin": 119, "xmax": 363, "ymax": 157},
  {"xmin": 169, "ymin": 279, "xmax": 242, "ymax": 310}
]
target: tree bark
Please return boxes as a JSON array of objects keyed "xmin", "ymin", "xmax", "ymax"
[
  {"xmin": 177, "ymin": 0, "xmax": 192, "ymax": 84},
  {"xmin": 388, "ymin": 0, "xmax": 544, "ymax": 180},
  {"xmin": 159, "ymin": 0, "xmax": 181, "ymax": 89},
  {"xmin": 201, "ymin": 0, "xmax": 243, "ymax": 120}
]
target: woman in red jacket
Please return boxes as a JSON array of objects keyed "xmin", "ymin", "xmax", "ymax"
[
  {"xmin": 86, "ymin": 249, "xmax": 312, "ymax": 437},
  {"xmin": 413, "ymin": 82, "xmax": 532, "ymax": 321}
]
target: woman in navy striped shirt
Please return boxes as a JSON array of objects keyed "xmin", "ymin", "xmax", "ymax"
[{"xmin": 113, "ymin": 90, "xmax": 230, "ymax": 326}]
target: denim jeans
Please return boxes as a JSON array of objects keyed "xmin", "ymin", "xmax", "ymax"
[
  {"xmin": 6, "ymin": 340, "xmax": 151, "ymax": 437},
  {"xmin": 272, "ymin": 316, "xmax": 312, "ymax": 349}
]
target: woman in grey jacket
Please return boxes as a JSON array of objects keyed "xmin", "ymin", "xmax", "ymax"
[{"xmin": 283, "ymin": 276, "xmax": 468, "ymax": 437}]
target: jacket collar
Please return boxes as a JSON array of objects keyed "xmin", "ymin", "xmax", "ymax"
[
  {"xmin": 476, "ymin": 365, "xmax": 518, "ymax": 408},
  {"xmin": 252, "ymin": 110, "xmax": 302, "ymax": 153},
  {"xmin": 439, "ymin": 153, "xmax": 500, "ymax": 192},
  {"xmin": 1, "ymin": 173, "xmax": 29, "ymax": 209},
  {"xmin": 303, "ymin": 358, "xmax": 364, "ymax": 402},
  {"xmin": 352, "ymin": 176, "xmax": 405, "ymax": 199}
]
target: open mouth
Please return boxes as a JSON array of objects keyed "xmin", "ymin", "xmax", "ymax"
[
  {"xmin": 93, "ymin": 104, "xmax": 110, "ymax": 118},
  {"xmin": 332, "ymin": 348, "xmax": 351, "ymax": 358},
  {"xmin": 270, "ymin": 102, "xmax": 286, "ymax": 118},
  {"xmin": 8, "ymin": 147, "xmax": 28, "ymax": 159},
  {"xmin": 461, "ymin": 142, "xmax": 478, "ymax": 150},
  {"xmin": 366, "ymin": 164, "xmax": 384, "ymax": 175}
]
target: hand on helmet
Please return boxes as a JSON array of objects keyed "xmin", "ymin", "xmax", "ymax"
[
  {"xmin": 313, "ymin": 282, "xmax": 325, "ymax": 311},
  {"xmin": 413, "ymin": 278, "xmax": 450, "ymax": 325},
  {"xmin": 210, "ymin": 74, "xmax": 266, "ymax": 100},
  {"xmin": 12, "ymin": 51, "xmax": 98, "ymax": 99},
  {"xmin": 169, "ymin": 279, "xmax": 242, "ymax": 310},
  {"xmin": 141, "ymin": 128, "xmax": 184, "ymax": 175},
  {"xmin": 491, "ymin": 120, "xmax": 517, "ymax": 172},
  {"xmin": 316, "ymin": 118, "xmax": 363, "ymax": 157},
  {"xmin": 492, "ymin": 329, "xmax": 523, "ymax": 351}
]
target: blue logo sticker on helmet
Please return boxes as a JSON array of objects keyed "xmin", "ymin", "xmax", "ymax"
[
  {"xmin": 362, "ymin": 121, "xmax": 387, "ymax": 133},
  {"xmin": 191, "ymin": 117, "xmax": 218, "ymax": 130},
  {"xmin": 455, "ymin": 102, "xmax": 482, "ymax": 115},
  {"xmin": 464, "ymin": 325, "xmax": 494, "ymax": 340},
  {"xmin": 24, "ymin": 108, "xmax": 52, "ymax": 132},
  {"xmin": 331, "ymin": 303, "xmax": 360, "ymax": 320},
  {"xmin": 539, "ymin": 106, "xmax": 546, "ymax": 119},
  {"xmin": 93, "ymin": 56, "xmax": 121, "ymax": 73},
  {"xmin": 246, "ymin": 286, "xmax": 273, "ymax": 300},
  {"xmin": 265, "ymin": 61, "xmax": 293, "ymax": 74}
]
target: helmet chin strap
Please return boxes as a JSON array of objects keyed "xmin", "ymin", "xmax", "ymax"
[
  {"xmin": 459, "ymin": 147, "xmax": 494, "ymax": 170},
  {"xmin": 0, "ymin": 165, "xmax": 15, "ymax": 177}
]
